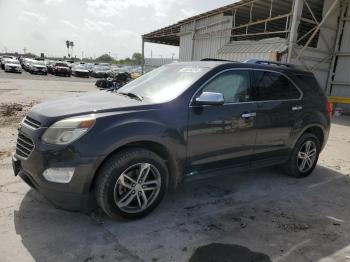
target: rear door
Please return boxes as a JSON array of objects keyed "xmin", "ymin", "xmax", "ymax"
[
  {"xmin": 186, "ymin": 69, "xmax": 258, "ymax": 172},
  {"xmin": 251, "ymin": 70, "xmax": 303, "ymax": 166}
]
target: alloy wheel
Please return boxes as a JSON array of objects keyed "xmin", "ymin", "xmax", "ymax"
[
  {"xmin": 297, "ymin": 140, "xmax": 317, "ymax": 173},
  {"xmin": 114, "ymin": 163, "xmax": 161, "ymax": 213}
]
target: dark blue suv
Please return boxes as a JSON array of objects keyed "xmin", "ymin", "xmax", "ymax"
[{"xmin": 13, "ymin": 60, "xmax": 332, "ymax": 219}]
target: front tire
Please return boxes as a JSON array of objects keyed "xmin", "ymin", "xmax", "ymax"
[
  {"xmin": 284, "ymin": 133, "xmax": 320, "ymax": 178},
  {"xmin": 95, "ymin": 148, "xmax": 168, "ymax": 219}
]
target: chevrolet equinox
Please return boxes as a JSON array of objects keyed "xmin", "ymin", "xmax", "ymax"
[{"xmin": 13, "ymin": 60, "xmax": 332, "ymax": 219}]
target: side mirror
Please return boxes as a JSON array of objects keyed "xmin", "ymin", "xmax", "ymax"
[{"xmin": 195, "ymin": 92, "xmax": 224, "ymax": 106}]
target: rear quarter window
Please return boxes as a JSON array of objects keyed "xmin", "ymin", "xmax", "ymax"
[
  {"xmin": 252, "ymin": 71, "xmax": 301, "ymax": 101},
  {"xmin": 295, "ymin": 74, "xmax": 325, "ymax": 97}
]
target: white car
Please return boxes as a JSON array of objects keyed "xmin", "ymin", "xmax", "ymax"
[{"xmin": 4, "ymin": 59, "xmax": 22, "ymax": 73}]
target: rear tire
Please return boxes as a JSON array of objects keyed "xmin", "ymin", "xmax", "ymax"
[
  {"xmin": 95, "ymin": 148, "xmax": 168, "ymax": 219},
  {"xmin": 283, "ymin": 133, "xmax": 320, "ymax": 178}
]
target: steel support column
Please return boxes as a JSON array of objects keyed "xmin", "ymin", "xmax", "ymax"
[
  {"xmin": 141, "ymin": 38, "xmax": 145, "ymax": 74},
  {"xmin": 287, "ymin": 0, "xmax": 303, "ymax": 62}
]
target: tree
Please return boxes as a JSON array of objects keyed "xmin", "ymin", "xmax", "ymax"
[
  {"xmin": 132, "ymin": 52, "xmax": 143, "ymax": 65},
  {"xmin": 66, "ymin": 40, "xmax": 70, "ymax": 57},
  {"xmin": 70, "ymin": 41, "xmax": 74, "ymax": 57},
  {"xmin": 95, "ymin": 54, "xmax": 115, "ymax": 63}
]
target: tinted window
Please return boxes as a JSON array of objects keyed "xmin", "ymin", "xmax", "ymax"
[
  {"xmin": 201, "ymin": 70, "xmax": 251, "ymax": 103},
  {"xmin": 253, "ymin": 71, "xmax": 300, "ymax": 101},
  {"xmin": 296, "ymin": 74, "xmax": 324, "ymax": 96}
]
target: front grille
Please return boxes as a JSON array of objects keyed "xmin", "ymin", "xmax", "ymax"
[
  {"xmin": 16, "ymin": 132, "xmax": 35, "ymax": 159},
  {"xmin": 23, "ymin": 116, "xmax": 41, "ymax": 129}
]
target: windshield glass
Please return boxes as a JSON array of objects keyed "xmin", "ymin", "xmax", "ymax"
[
  {"xmin": 74, "ymin": 65, "xmax": 86, "ymax": 70},
  {"xmin": 56, "ymin": 63, "xmax": 68, "ymax": 67},
  {"xmin": 118, "ymin": 64, "xmax": 210, "ymax": 103},
  {"xmin": 33, "ymin": 61, "xmax": 45, "ymax": 65},
  {"xmin": 8, "ymin": 60, "xmax": 19, "ymax": 64},
  {"xmin": 94, "ymin": 66, "xmax": 110, "ymax": 71}
]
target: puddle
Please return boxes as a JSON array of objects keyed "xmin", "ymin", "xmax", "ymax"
[{"xmin": 189, "ymin": 243, "xmax": 272, "ymax": 262}]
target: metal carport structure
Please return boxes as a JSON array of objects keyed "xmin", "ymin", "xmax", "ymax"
[{"xmin": 142, "ymin": 0, "xmax": 350, "ymax": 106}]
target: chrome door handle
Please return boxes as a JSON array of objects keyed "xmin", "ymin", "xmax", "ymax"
[
  {"xmin": 292, "ymin": 106, "xmax": 303, "ymax": 111},
  {"xmin": 241, "ymin": 112, "xmax": 256, "ymax": 118}
]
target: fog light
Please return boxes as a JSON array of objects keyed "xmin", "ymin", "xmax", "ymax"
[{"xmin": 42, "ymin": 167, "xmax": 75, "ymax": 183}]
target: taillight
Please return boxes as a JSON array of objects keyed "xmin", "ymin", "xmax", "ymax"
[{"xmin": 326, "ymin": 101, "xmax": 333, "ymax": 119}]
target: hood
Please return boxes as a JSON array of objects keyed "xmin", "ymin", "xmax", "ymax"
[
  {"xmin": 74, "ymin": 69, "xmax": 89, "ymax": 73},
  {"xmin": 28, "ymin": 91, "xmax": 152, "ymax": 126},
  {"xmin": 33, "ymin": 64, "xmax": 46, "ymax": 68},
  {"xmin": 6, "ymin": 63, "xmax": 21, "ymax": 67},
  {"xmin": 56, "ymin": 66, "xmax": 69, "ymax": 69}
]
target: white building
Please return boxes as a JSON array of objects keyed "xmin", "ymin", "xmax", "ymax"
[{"xmin": 142, "ymin": 0, "xmax": 350, "ymax": 104}]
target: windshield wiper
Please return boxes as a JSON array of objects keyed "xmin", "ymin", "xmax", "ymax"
[{"xmin": 117, "ymin": 92, "xmax": 143, "ymax": 101}]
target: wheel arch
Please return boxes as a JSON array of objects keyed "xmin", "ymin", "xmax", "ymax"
[{"xmin": 89, "ymin": 140, "xmax": 182, "ymax": 193}]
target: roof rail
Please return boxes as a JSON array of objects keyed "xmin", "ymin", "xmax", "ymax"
[
  {"xmin": 244, "ymin": 59, "xmax": 297, "ymax": 69},
  {"xmin": 200, "ymin": 58, "xmax": 237, "ymax": 62}
]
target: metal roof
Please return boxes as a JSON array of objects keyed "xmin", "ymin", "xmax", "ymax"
[
  {"xmin": 142, "ymin": 0, "xmax": 324, "ymax": 46},
  {"xmin": 217, "ymin": 37, "xmax": 288, "ymax": 54}
]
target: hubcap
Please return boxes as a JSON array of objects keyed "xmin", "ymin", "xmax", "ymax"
[
  {"xmin": 297, "ymin": 140, "xmax": 317, "ymax": 173},
  {"xmin": 114, "ymin": 163, "xmax": 161, "ymax": 213}
]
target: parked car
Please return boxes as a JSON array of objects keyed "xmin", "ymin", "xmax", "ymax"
[
  {"xmin": 13, "ymin": 60, "xmax": 331, "ymax": 219},
  {"xmin": 1, "ymin": 55, "xmax": 15, "ymax": 69},
  {"xmin": 53, "ymin": 62, "xmax": 71, "ymax": 76},
  {"xmin": 22, "ymin": 58, "xmax": 34, "ymax": 71},
  {"xmin": 72, "ymin": 65, "xmax": 90, "ymax": 78},
  {"xmin": 46, "ymin": 60, "xmax": 56, "ymax": 74},
  {"xmin": 91, "ymin": 65, "xmax": 110, "ymax": 78},
  {"xmin": 4, "ymin": 59, "xmax": 22, "ymax": 73},
  {"xmin": 29, "ymin": 60, "xmax": 47, "ymax": 75}
]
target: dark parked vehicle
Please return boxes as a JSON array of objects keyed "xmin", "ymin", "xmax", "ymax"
[
  {"xmin": 95, "ymin": 72, "xmax": 131, "ymax": 89},
  {"xmin": 72, "ymin": 65, "xmax": 90, "ymax": 78},
  {"xmin": 91, "ymin": 65, "xmax": 110, "ymax": 78},
  {"xmin": 29, "ymin": 60, "xmax": 47, "ymax": 75},
  {"xmin": 53, "ymin": 62, "xmax": 71, "ymax": 76},
  {"xmin": 12, "ymin": 60, "xmax": 331, "ymax": 219}
]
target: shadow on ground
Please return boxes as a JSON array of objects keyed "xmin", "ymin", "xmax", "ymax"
[{"xmin": 14, "ymin": 165, "xmax": 350, "ymax": 261}]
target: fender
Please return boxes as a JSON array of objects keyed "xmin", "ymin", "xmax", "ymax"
[{"xmin": 289, "ymin": 109, "xmax": 329, "ymax": 150}]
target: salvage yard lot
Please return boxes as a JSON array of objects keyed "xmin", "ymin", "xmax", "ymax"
[{"xmin": 1, "ymin": 70, "xmax": 350, "ymax": 262}]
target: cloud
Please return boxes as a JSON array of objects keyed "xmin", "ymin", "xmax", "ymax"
[
  {"xmin": 60, "ymin": 19, "xmax": 78, "ymax": 29},
  {"xmin": 31, "ymin": 30, "xmax": 47, "ymax": 41},
  {"xmin": 86, "ymin": 0, "xmax": 177, "ymax": 18},
  {"xmin": 83, "ymin": 18, "xmax": 115, "ymax": 32},
  {"xmin": 43, "ymin": 0, "xmax": 65, "ymax": 5},
  {"xmin": 19, "ymin": 10, "xmax": 48, "ymax": 24}
]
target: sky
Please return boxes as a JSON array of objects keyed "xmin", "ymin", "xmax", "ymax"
[{"xmin": 0, "ymin": 0, "xmax": 235, "ymax": 59}]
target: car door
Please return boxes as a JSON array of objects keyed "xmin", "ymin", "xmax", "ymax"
[
  {"xmin": 186, "ymin": 69, "xmax": 258, "ymax": 172},
  {"xmin": 251, "ymin": 70, "xmax": 303, "ymax": 166}
]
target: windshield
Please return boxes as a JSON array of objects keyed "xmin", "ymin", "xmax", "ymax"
[
  {"xmin": 8, "ymin": 60, "xmax": 19, "ymax": 64},
  {"xmin": 94, "ymin": 66, "xmax": 110, "ymax": 71},
  {"xmin": 118, "ymin": 64, "xmax": 210, "ymax": 103},
  {"xmin": 56, "ymin": 63, "xmax": 68, "ymax": 67},
  {"xmin": 74, "ymin": 65, "xmax": 86, "ymax": 70},
  {"xmin": 33, "ymin": 61, "xmax": 45, "ymax": 65}
]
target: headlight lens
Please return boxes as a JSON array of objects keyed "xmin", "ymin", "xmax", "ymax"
[{"xmin": 42, "ymin": 115, "xmax": 95, "ymax": 145}]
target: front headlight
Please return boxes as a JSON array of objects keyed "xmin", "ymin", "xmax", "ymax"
[{"xmin": 42, "ymin": 115, "xmax": 96, "ymax": 145}]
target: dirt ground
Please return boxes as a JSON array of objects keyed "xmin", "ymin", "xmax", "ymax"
[{"xmin": 1, "ymin": 72, "xmax": 350, "ymax": 262}]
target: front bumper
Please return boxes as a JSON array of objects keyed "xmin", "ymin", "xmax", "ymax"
[
  {"xmin": 5, "ymin": 67, "xmax": 21, "ymax": 72},
  {"xmin": 12, "ymin": 126, "xmax": 101, "ymax": 211}
]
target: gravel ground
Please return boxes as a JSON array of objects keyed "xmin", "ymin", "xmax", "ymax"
[{"xmin": 1, "ymin": 71, "xmax": 350, "ymax": 262}]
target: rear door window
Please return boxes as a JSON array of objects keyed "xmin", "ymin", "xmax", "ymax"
[{"xmin": 252, "ymin": 71, "xmax": 301, "ymax": 101}]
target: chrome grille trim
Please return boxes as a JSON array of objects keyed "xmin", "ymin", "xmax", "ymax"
[
  {"xmin": 16, "ymin": 133, "xmax": 35, "ymax": 159},
  {"xmin": 23, "ymin": 116, "xmax": 41, "ymax": 129}
]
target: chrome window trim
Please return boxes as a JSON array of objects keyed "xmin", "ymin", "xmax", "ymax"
[{"xmin": 189, "ymin": 68, "xmax": 303, "ymax": 107}]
